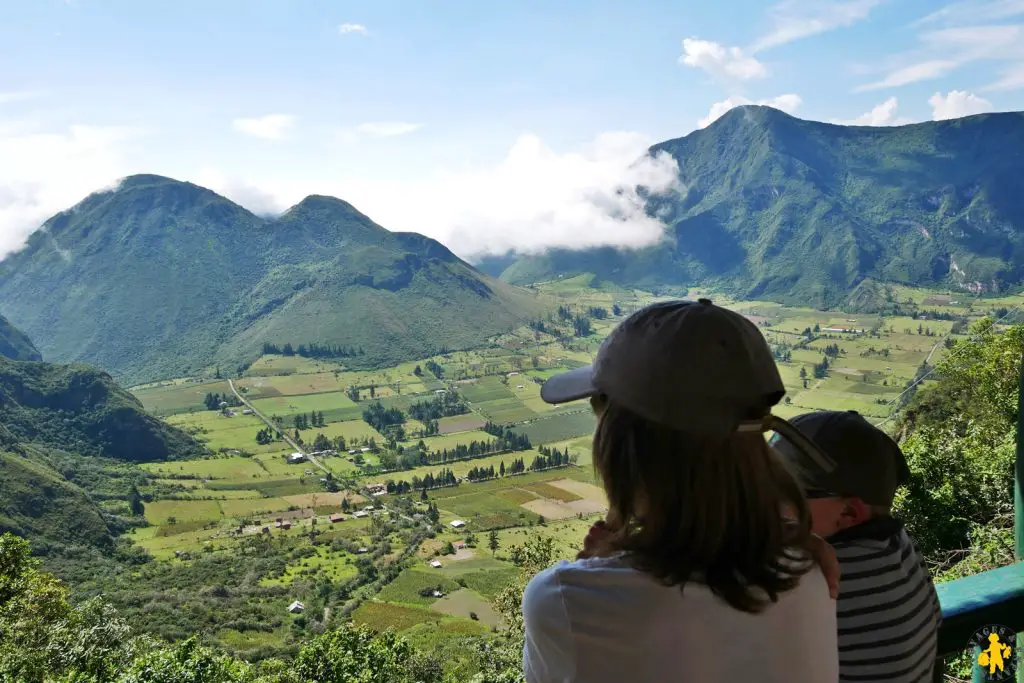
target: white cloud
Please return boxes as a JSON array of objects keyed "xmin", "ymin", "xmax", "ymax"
[
  {"xmin": 751, "ymin": 0, "xmax": 884, "ymax": 52},
  {"xmin": 232, "ymin": 114, "xmax": 295, "ymax": 140},
  {"xmin": 915, "ymin": 0, "xmax": 1024, "ymax": 26},
  {"xmin": 831, "ymin": 97, "xmax": 915, "ymax": 125},
  {"xmin": 354, "ymin": 122, "xmax": 422, "ymax": 137},
  {"xmin": 193, "ymin": 168, "xmax": 283, "ymax": 216},
  {"xmin": 928, "ymin": 90, "xmax": 994, "ymax": 119},
  {"xmin": 679, "ymin": 39, "xmax": 767, "ymax": 81},
  {"xmin": 854, "ymin": 24, "xmax": 1024, "ymax": 91},
  {"xmin": 697, "ymin": 94, "xmax": 802, "ymax": 128},
  {"xmin": 983, "ymin": 62, "xmax": 1024, "ymax": 90},
  {"xmin": 854, "ymin": 59, "xmax": 959, "ymax": 91},
  {"xmin": 0, "ymin": 122, "xmax": 143, "ymax": 259},
  {"xmin": 338, "ymin": 23, "xmax": 368, "ymax": 36},
  {"xmin": 199, "ymin": 132, "xmax": 684, "ymax": 258}
]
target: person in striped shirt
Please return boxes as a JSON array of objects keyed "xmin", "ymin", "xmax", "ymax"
[{"xmin": 772, "ymin": 410, "xmax": 942, "ymax": 683}]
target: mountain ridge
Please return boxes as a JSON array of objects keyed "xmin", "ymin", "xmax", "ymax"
[
  {"xmin": 496, "ymin": 106, "xmax": 1024, "ymax": 306},
  {"xmin": 0, "ymin": 354, "xmax": 206, "ymax": 551},
  {"xmin": 0, "ymin": 175, "xmax": 541, "ymax": 384}
]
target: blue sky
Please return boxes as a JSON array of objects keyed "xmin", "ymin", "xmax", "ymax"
[{"xmin": 1, "ymin": 0, "xmax": 1023, "ymax": 258}]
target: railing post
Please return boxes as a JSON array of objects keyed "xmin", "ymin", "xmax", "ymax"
[{"xmin": 1016, "ymin": 348, "xmax": 1024, "ymax": 683}]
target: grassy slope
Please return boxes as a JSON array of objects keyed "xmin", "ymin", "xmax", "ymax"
[
  {"xmin": 501, "ymin": 107, "xmax": 1024, "ymax": 307},
  {"xmin": 0, "ymin": 177, "xmax": 542, "ymax": 385},
  {"xmin": 0, "ymin": 447, "xmax": 112, "ymax": 549}
]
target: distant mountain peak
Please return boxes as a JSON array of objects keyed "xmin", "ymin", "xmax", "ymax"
[
  {"xmin": 0, "ymin": 175, "xmax": 538, "ymax": 384},
  {"xmin": 283, "ymin": 193, "xmax": 356, "ymax": 214}
]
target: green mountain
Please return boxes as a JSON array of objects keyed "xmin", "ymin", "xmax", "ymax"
[
  {"xmin": 0, "ymin": 313, "xmax": 41, "ymax": 361},
  {"xmin": 493, "ymin": 107, "xmax": 1024, "ymax": 307},
  {"xmin": 0, "ymin": 356, "xmax": 204, "ymax": 550},
  {"xmin": 0, "ymin": 357, "xmax": 205, "ymax": 463},
  {"xmin": 0, "ymin": 175, "xmax": 541, "ymax": 385},
  {"xmin": 0, "ymin": 446, "xmax": 112, "ymax": 550}
]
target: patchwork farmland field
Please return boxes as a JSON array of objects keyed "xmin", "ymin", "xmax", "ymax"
[
  {"xmin": 134, "ymin": 380, "xmax": 236, "ymax": 416},
  {"xmin": 121, "ymin": 282, "xmax": 1022, "ymax": 666}
]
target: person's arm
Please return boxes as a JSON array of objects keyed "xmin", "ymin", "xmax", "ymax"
[
  {"xmin": 522, "ymin": 568, "xmax": 576, "ymax": 683},
  {"xmin": 807, "ymin": 533, "xmax": 839, "ymax": 599}
]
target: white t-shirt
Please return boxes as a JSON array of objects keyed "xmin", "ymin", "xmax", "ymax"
[{"xmin": 522, "ymin": 554, "xmax": 838, "ymax": 683}]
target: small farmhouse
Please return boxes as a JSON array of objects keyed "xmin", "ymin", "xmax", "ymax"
[
  {"xmin": 430, "ymin": 560, "xmax": 443, "ymax": 568},
  {"xmin": 288, "ymin": 600, "xmax": 305, "ymax": 614},
  {"xmin": 450, "ymin": 520, "xmax": 466, "ymax": 529}
]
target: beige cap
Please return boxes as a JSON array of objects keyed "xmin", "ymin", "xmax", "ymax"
[{"xmin": 541, "ymin": 298, "xmax": 835, "ymax": 472}]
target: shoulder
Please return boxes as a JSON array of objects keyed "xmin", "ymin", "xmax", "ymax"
[
  {"xmin": 523, "ymin": 556, "xmax": 637, "ymax": 618},
  {"xmin": 524, "ymin": 557, "xmax": 619, "ymax": 604}
]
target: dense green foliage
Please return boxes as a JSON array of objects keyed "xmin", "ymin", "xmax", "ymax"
[
  {"xmin": 0, "ymin": 175, "xmax": 541, "ymax": 385},
  {"xmin": 495, "ymin": 107, "xmax": 1024, "ymax": 308},
  {"xmin": 0, "ymin": 357, "xmax": 203, "ymax": 463},
  {"xmin": 0, "ymin": 448, "xmax": 113, "ymax": 550},
  {"xmin": 0, "ymin": 354, "xmax": 202, "ymax": 552},
  {"xmin": 0, "ymin": 313, "xmax": 40, "ymax": 362},
  {"xmin": 895, "ymin": 319, "xmax": 1022, "ymax": 560},
  {"xmin": 0, "ymin": 533, "xmax": 448, "ymax": 682}
]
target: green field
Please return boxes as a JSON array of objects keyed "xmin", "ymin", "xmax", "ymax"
[
  {"xmin": 458, "ymin": 376, "xmax": 516, "ymax": 403},
  {"xmin": 142, "ymin": 455, "xmax": 269, "ymax": 481},
  {"xmin": 261, "ymin": 544, "xmax": 361, "ymax": 587},
  {"xmin": 309, "ymin": 419, "xmax": 384, "ymax": 443},
  {"xmin": 121, "ymin": 282, "xmax": 1024, "ymax": 658},
  {"xmin": 438, "ymin": 414, "xmax": 487, "ymax": 433},
  {"xmin": 472, "ymin": 397, "xmax": 537, "ymax": 423},
  {"xmin": 516, "ymin": 411, "xmax": 596, "ymax": 444},
  {"xmin": 133, "ymin": 379, "xmax": 236, "ymax": 416},
  {"xmin": 352, "ymin": 601, "xmax": 446, "ymax": 632},
  {"xmin": 250, "ymin": 392, "xmax": 362, "ymax": 422}
]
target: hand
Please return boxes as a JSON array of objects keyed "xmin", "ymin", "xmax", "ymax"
[
  {"xmin": 807, "ymin": 533, "xmax": 840, "ymax": 599},
  {"xmin": 577, "ymin": 520, "xmax": 612, "ymax": 559}
]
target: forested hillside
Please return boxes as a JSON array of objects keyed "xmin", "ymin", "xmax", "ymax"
[
  {"xmin": 495, "ymin": 108, "xmax": 1024, "ymax": 308},
  {"xmin": 0, "ymin": 355, "xmax": 205, "ymax": 556},
  {"xmin": 0, "ymin": 176, "xmax": 540, "ymax": 385}
]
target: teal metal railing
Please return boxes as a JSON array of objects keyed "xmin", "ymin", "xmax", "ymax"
[{"xmin": 931, "ymin": 354, "xmax": 1024, "ymax": 682}]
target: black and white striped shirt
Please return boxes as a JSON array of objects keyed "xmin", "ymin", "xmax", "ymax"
[{"xmin": 831, "ymin": 516, "xmax": 941, "ymax": 682}]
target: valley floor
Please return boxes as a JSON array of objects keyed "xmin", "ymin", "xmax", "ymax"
[{"xmin": 113, "ymin": 280, "xmax": 1023, "ymax": 668}]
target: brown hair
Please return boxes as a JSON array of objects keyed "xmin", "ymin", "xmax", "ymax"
[{"xmin": 590, "ymin": 395, "xmax": 815, "ymax": 613}]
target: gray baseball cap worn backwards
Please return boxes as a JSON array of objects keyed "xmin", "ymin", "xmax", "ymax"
[{"xmin": 539, "ymin": 298, "xmax": 835, "ymax": 473}]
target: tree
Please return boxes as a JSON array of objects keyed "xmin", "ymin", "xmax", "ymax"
[
  {"xmin": 117, "ymin": 637, "xmax": 253, "ymax": 683},
  {"xmin": 896, "ymin": 320, "xmax": 1023, "ymax": 559},
  {"xmin": 799, "ymin": 366, "xmax": 807, "ymax": 379},
  {"xmin": 0, "ymin": 534, "xmax": 140, "ymax": 682},
  {"xmin": 128, "ymin": 485, "xmax": 145, "ymax": 516},
  {"xmin": 488, "ymin": 529, "xmax": 500, "ymax": 556},
  {"xmin": 294, "ymin": 625, "xmax": 435, "ymax": 683},
  {"xmin": 313, "ymin": 433, "xmax": 332, "ymax": 452}
]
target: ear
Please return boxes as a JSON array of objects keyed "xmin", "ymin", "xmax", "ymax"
[{"xmin": 838, "ymin": 497, "xmax": 870, "ymax": 529}]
